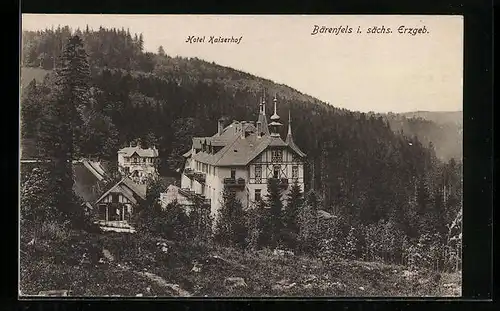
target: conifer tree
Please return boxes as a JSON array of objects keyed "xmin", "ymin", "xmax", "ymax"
[
  {"xmin": 189, "ymin": 197, "xmax": 213, "ymax": 246},
  {"xmin": 215, "ymin": 187, "xmax": 247, "ymax": 248},
  {"xmin": 142, "ymin": 176, "xmax": 164, "ymax": 211},
  {"xmin": 344, "ymin": 226, "xmax": 359, "ymax": 259},
  {"xmin": 283, "ymin": 180, "xmax": 303, "ymax": 247},
  {"xmin": 20, "ymin": 166, "xmax": 56, "ymax": 242},
  {"xmin": 297, "ymin": 190, "xmax": 320, "ymax": 255},
  {"xmin": 266, "ymin": 178, "xmax": 284, "ymax": 249},
  {"xmin": 285, "ymin": 180, "xmax": 303, "ymax": 233},
  {"xmin": 256, "ymin": 198, "xmax": 272, "ymax": 248},
  {"xmin": 37, "ymin": 35, "xmax": 91, "ymax": 221},
  {"xmin": 158, "ymin": 45, "xmax": 165, "ymax": 56},
  {"xmin": 21, "ymin": 79, "xmax": 42, "ymax": 139}
]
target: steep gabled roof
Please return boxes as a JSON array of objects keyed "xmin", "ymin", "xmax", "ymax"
[
  {"xmin": 192, "ymin": 132, "xmax": 295, "ymax": 166},
  {"xmin": 82, "ymin": 160, "xmax": 107, "ymax": 181},
  {"xmin": 73, "ymin": 161, "xmax": 105, "ymax": 203},
  {"xmin": 121, "ymin": 177, "xmax": 147, "ymax": 200},
  {"xmin": 285, "ymin": 110, "xmax": 306, "ymax": 158},
  {"xmin": 118, "ymin": 146, "xmax": 159, "ymax": 157},
  {"xmin": 188, "ymin": 108, "xmax": 305, "ymax": 167},
  {"xmin": 286, "ymin": 137, "xmax": 307, "ymax": 158},
  {"xmin": 95, "ymin": 177, "xmax": 147, "ymax": 205}
]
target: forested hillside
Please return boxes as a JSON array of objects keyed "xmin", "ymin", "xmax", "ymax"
[
  {"xmin": 20, "ymin": 26, "xmax": 462, "ymax": 275},
  {"xmin": 381, "ymin": 112, "xmax": 462, "ymax": 162}
]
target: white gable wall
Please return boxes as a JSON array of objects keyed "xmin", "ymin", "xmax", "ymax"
[{"xmin": 179, "ymin": 145, "xmax": 305, "ymax": 220}]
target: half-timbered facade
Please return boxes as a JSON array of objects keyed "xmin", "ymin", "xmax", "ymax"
[
  {"xmin": 94, "ymin": 177, "xmax": 147, "ymax": 230},
  {"xmin": 180, "ymin": 93, "xmax": 306, "ymax": 218},
  {"xmin": 117, "ymin": 143, "xmax": 159, "ymax": 184}
]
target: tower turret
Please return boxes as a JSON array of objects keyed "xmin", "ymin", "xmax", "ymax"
[
  {"xmin": 268, "ymin": 94, "xmax": 283, "ymax": 137},
  {"xmin": 256, "ymin": 91, "xmax": 270, "ymax": 137},
  {"xmin": 286, "ymin": 110, "xmax": 293, "ymax": 143}
]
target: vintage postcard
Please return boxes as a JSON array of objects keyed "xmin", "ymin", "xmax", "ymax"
[{"xmin": 19, "ymin": 14, "xmax": 463, "ymax": 297}]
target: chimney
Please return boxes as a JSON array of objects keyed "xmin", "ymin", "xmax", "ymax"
[
  {"xmin": 233, "ymin": 121, "xmax": 240, "ymax": 133},
  {"xmin": 240, "ymin": 122, "xmax": 246, "ymax": 139},
  {"xmin": 218, "ymin": 118, "xmax": 224, "ymax": 136}
]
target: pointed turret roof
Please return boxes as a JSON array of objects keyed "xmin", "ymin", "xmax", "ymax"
[
  {"xmin": 269, "ymin": 93, "xmax": 282, "ymax": 137},
  {"xmin": 285, "ymin": 110, "xmax": 306, "ymax": 158},
  {"xmin": 270, "ymin": 94, "xmax": 280, "ymax": 121},
  {"xmin": 286, "ymin": 110, "xmax": 293, "ymax": 140},
  {"xmin": 257, "ymin": 92, "xmax": 270, "ymax": 136}
]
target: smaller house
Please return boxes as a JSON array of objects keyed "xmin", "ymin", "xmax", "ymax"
[
  {"xmin": 94, "ymin": 177, "xmax": 147, "ymax": 231},
  {"xmin": 159, "ymin": 184, "xmax": 211, "ymax": 215},
  {"xmin": 73, "ymin": 159, "xmax": 146, "ymax": 232},
  {"xmin": 117, "ymin": 142, "xmax": 159, "ymax": 184},
  {"xmin": 160, "ymin": 185, "xmax": 195, "ymax": 210}
]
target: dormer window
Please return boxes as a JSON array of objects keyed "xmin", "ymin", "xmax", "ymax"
[{"xmin": 272, "ymin": 150, "xmax": 283, "ymax": 163}]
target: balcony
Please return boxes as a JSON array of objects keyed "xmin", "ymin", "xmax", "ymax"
[
  {"xmin": 184, "ymin": 167, "xmax": 195, "ymax": 178},
  {"xmin": 223, "ymin": 177, "xmax": 246, "ymax": 189},
  {"xmin": 179, "ymin": 188, "xmax": 211, "ymax": 206},
  {"xmin": 193, "ymin": 172, "xmax": 206, "ymax": 183},
  {"xmin": 195, "ymin": 194, "xmax": 211, "ymax": 206}
]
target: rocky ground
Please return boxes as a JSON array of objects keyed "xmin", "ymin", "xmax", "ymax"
[{"xmin": 20, "ymin": 230, "xmax": 461, "ymax": 297}]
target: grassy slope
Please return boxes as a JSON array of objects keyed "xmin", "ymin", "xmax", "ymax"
[{"xmin": 20, "ymin": 230, "xmax": 461, "ymax": 297}]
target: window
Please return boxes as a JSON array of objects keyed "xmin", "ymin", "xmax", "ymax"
[
  {"xmin": 272, "ymin": 150, "xmax": 283, "ymax": 162},
  {"xmin": 255, "ymin": 165, "xmax": 262, "ymax": 183},
  {"xmin": 292, "ymin": 165, "xmax": 299, "ymax": 180},
  {"xmin": 273, "ymin": 165, "xmax": 280, "ymax": 179},
  {"xmin": 231, "ymin": 168, "xmax": 236, "ymax": 179},
  {"xmin": 255, "ymin": 189, "xmax": 262, "ymax": 202},
  {"xmin": 111, "ymin": 193, "xmax": 119, "ymax": 203}
]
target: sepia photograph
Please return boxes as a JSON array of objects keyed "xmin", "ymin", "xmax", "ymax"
[{"xmin": 19, "ymin": 14, "xmax": 463, "ymax": 297}]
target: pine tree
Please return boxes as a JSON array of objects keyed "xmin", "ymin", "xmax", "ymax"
[
  {"xmin": 158, "ymin": 45, "xmax": 165, "ymax": 56},
  {"xmin": 21, "ymin": 79, "xmax": 42, "ymax": 139},
  {"xmin": 256, "ymin": 198, "xmax": 272, "ymax": 248},
  {"xmin": 142, "ymin": 176, "xmax": 164, "ymax": 211},
  {"xmin": 189, "ymin": 197, "xmax": 213, "ymax": 246},
  {"xmin": 283, "ymin": 180, "xmax": 303, "ymax": 247},
  {"xmin": 266, "ymin": 178, "xmax": 284, "ymax": 249},
  {"xmin": 297, "ymin": 190, "xmax": 320, "ymax": 255},
  {"xmin": 20, "ymin": 166, "xmax": 56, "ymax": 242},
  {"xmin": 39, "ymin": 35, "xmax": 90, "ymax": 160},
  {"xmin": 344, "ymin": 226, "xmax": 359, "ymax": 259},
  {"xmin": 138, "ymin": 34, "xmax": 144, "ymax": 51},
  {"xmin": 37, "ymin": 35, "xmax": 91, "ymax": 221},
  {"xmin": 215, "ymin": 187, "xmax": 247, "ymax": 248}
]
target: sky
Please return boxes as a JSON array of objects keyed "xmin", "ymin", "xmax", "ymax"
[{"xmin": 22, "ymin": 14, "xmax": 464, "ymax": 113}]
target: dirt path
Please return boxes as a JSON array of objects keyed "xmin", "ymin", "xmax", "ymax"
[
  {"xmin": 136, "ymin": 271, "xmax": 192, "ymax": 297},
  {"xmin": 103, "ymin": 248, "xmax": 192, "ymax": 297}
]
